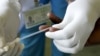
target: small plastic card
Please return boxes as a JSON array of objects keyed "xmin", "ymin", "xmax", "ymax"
[{"xmin": 23, "ymin": 4, "xmax": 51, "ymax": 29}]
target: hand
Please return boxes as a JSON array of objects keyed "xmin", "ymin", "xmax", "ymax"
[
  {"xmin": 0, "ymin": 0, "xmax": 22, "ymax": 55},
  {"xmin": 0, "ymin": 38, "xmax": 24, "ymax": 56},
  {"xmin": 45, "ymin": 1, "xmax": 99, "ymax": 54}
]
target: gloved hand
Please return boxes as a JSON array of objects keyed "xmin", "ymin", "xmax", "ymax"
[
  {"xmin": 45, "ymin": 0, "xmax": 99, "ymax": 54},
  {"xmin": 0, "ymin": 0, "xmax": 24, "ymax": 56},
  {"xmin": 0, "ymin": 38, "xmax": 24, "ymax": 56}
]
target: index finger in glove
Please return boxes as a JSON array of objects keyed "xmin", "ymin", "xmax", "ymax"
[{"xmin": 45, "ymin": 30, "xmax": 67, "ymax": 40}]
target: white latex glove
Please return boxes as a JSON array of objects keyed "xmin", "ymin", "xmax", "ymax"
[
  {"xmin": 0, "ymin": 38, "xmax": 24, "ymax": 56},
  {"xmin": 0, "ymin": 0, "xmax": 24, "ymax": 56},
  {"xmin": 46, "ymin": 0, "xmax": 100, "ymax": 54}
]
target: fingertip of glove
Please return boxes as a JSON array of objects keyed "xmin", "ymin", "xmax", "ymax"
[
  {"xmin": 15, "ymin": 38, "xmax": 20, "ymax": 42},
  {"xmin": 45, "ymin": 32, "xmax": 56, "ymax": 39},
  {"xmin": 52, "ymin": 24, "xmax": 60, "ymax": 29},
  {"xmin": 15, "ymin": 38, "xmax": 24, "ymax": 49},
  {"xmin": 52, "ymin": 24, "xmax": 57, "ymax": 27},
  {"xmin": 45, "ymin": 32, "xmax": 51, "ymax": 38},
  {"xmin": 0, "ymin": 49, "xmax": 6, "ymax": 55},
  {"xmin": 45, "ymin": 32, "xmax": 49, "ymax": 37},
  {"xmin": 3, "ymin": 46, "xmax": 9, "ymax": 51}
]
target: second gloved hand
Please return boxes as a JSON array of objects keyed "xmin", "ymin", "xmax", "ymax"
[
  {"xmin": 0, "ymin": 0, "xmax": 24, "ymax": 56},
  {"xmin": 0, "ymin": 38, "xmax": 24, "ymax": 56}
]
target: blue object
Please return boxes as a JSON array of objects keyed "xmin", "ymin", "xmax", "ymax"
[
  {"xmin": 19, "ymin": 0, "xmax": 46, "ymax": 56},
  {"xmin": 50, "ymin": 0, "xmax": 68, "ymax": 19},
  {"xmin": 40, "ymin": 0, "xmax": 70, "ymax": 56},
  {"xmin": 51, "ymin": 40, "xmax": 71, "ymax": 56},
  {"xmin": 20, "ymin": 23, "xmax": 46, "ymax": 56},
  {"xmin": 39, "ymin": 0, "xmax": 68, "ymax": 19},
  {"xmin": 19, "ymin": 0, "xmax": 70, "ymax": 56},
  {"xmin": 39, "ymin": 0, "xmax": 50, "ymax": 4}
]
